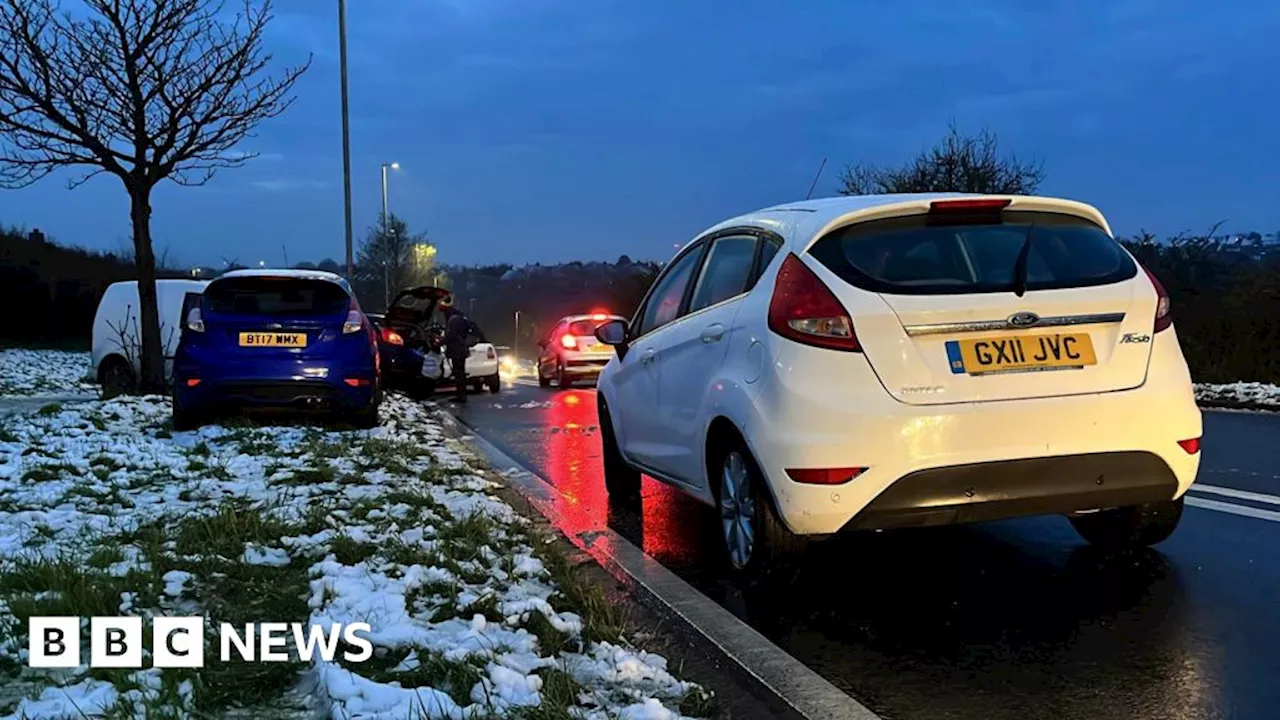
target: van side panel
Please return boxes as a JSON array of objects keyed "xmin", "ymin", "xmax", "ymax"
[{"xmin": 91, "ymin": 280, "xmax": 208, "ymax": 381}]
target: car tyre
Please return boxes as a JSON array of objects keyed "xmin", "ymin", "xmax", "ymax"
[
  {"xmin": 171, "ymin": 393, "xmax": 204, "ymax": 432},
  {"xmin": 99, "ymin": 358, "xmax": 136, "ymax": 400},
  {"xmin": 486, "ymin": 373, "xmax": 501, "ymax": 393},
  {"xmin": 716, "ymin": 439, "xmax": 805, "ymax": 575},
  {"xmin": 598, "ymin": 396, "xmax": 640, "ymax": 505},
  {"xmin": 1069, "ymin": 497, "xmax": 1184, "ymax": 548},
  {"xmin": 538, "ymin": 367, "xmax": 551, "ymax": 388},
  {"xmin": 471, "ymin": 378, "xmax": 484, "ymax": 393},
  {"xmin": 557, "ymin": 362, "xmax": 572, "ymax": 388},
  {"xmin": 348, "ymin": 399, "xmax": 381, "ymax": 429}
]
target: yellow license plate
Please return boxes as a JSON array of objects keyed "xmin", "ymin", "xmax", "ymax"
[
  {"xmin": 950, "ymin": 333, "xmax": 1096, "ymax": 375},
  {"xmin": 238, "ymin": 332, "xmax": 308, "ymax": 348}
]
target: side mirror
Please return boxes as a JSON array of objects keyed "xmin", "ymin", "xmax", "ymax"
[{"xmin": 595, "ymin": 319, "xmax": 628, "ymax": 348}]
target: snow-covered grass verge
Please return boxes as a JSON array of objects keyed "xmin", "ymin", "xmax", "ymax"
[
  {"xmin": 0, "ymin": 350, "xmax": 95, "ymax": 398},
  {"xmin": 0, "ymin": 395, "xmax": 710, "ymax": 719},
  {"xmin": 1194, "ymin": 382, "xmax": 1280, "ymax": 411}
]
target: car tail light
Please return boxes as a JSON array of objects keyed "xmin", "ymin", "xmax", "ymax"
[
  {"xmin": 185, "ymin": 378, "xmax": 201, "ymax": 387},
  {"xmin": 786, "ymin": 467, "xmax": 867, "ymax": 485},
  {"xmin": 380, "ymin": 327, "xmax": 404, "ymax": 346},
  {"xmin": 591, "ymin": 313, "xmax": 608, "ymax": 322},
  {"xmin": 561, "ymin": 334, "xmax": 578, "ymax": 349},
  {"xmin": 342, "ymin": 301, "xmax": 363, "ymax": 335},
  {"xmin": 928, "ymin": 198, "xmax": 1012, "ymax": 214},
  {"xmin": 344, "ymin": 378, "xmax": 372, "ymax": 387},
  {"xmin": 186, "ymin": 307, "xmax": 205, "ymax": 333},
  {"xmin": 767, "ymin": 254, "xmax": 859, "ymax": 351},
  {"xmin": 486, "ymin": 347, "xmax": 496, "ymax": 360},
  {"xmin": 1142, "ymin": 265, "xmax": 1173, "ymax": 333},
  {"xmin": 1177, "ymin": 437, "xmax": 1201, "ymax": 454}
]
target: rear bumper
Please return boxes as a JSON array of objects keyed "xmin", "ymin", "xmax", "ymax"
[
  {"xmin": 563, "ymin": 359, "xmax": 608, "ymax": 376},
  {"xmin": 173, "ymin": 359, "xmax": 376, "ymax": 411},
  {"xmin": 743, "ymin": 332, "xmax": 1202, "ymax": 535},
  {"xmin": 842, "ymin": 452, "xmax": 1179, "ymax": 531}
]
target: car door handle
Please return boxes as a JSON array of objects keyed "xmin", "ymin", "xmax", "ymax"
[
  {"xmin": 701, "ymin": 324, "xmax": 725, "ymax": 343},
  {"xmin": 640, "ymin": 348, "xmax": 657, "ymax": 365}
]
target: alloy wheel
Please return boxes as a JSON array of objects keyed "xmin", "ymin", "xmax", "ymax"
[{"xmin": 719, "ymin": 450, "xmax": 756, "ymax": 570}]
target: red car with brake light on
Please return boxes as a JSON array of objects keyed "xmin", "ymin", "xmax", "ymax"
[{"xmin": 537, "ymin": 313, "xmax": 627, "ymax": 388}]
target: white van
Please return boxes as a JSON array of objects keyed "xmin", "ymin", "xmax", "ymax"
[{"xmin": 92, "ymin": 279, "xmax": 209, "ymax": 397}]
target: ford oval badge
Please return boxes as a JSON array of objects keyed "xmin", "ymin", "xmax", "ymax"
[{"xmin": 1008, "ymin": 312, "xmax": 1040, "ymax": 328}]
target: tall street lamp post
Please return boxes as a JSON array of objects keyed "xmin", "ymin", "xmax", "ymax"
[
  {"xmin": 380, "ymin": 162, "xmax": 399, "ymax": 310},
  {"xmin": 337, "ymin": 0, "xmax": 354, "ymax": 282}
]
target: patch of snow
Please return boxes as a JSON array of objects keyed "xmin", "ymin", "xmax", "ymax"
[
  {"xmin": 0, "ymin": 349, "xmax": 96, "ymax": 397},
  {"xmin": 1195, "ymin": 381, "xmax": 1280, "ymax": 410},
  {"xmin": 0, "ymin": 368, "xmax": 704, "ymax": 719},
  {"xmin": 243, "ymin": 544, "xmax": 291, "ymax": 567}
]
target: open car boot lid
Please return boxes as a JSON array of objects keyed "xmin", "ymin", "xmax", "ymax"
[{"xmin": 384, "ymin": 285, "xmax": 450, "ymax": 327}]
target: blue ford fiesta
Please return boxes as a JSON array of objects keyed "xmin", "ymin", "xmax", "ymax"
[{"xmin": 172, "ymin": 269, "xmax": 380, "ymax": 429}]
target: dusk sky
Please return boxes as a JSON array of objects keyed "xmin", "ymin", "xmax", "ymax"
[{"xmin": 1, "ymin": 0, "xmax": 1278, "ymax": 268}]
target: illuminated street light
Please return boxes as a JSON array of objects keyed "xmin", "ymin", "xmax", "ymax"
[{"xmin": 381, "ymin": 162, "xmax": 400, "ymax": 309}]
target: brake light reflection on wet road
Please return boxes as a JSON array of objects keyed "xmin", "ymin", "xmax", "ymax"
[{"xmin": 539, "ymin": 389, "xmax": 714, "ymax": 570}]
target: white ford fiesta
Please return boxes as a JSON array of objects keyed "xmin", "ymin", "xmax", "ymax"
[{"xmin": 594, "ymin": 193, "xmax": 1202, "ymax": 573}]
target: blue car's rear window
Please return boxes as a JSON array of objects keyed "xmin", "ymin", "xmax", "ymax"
[{"xmin": 206, "ymin": 278, "xmax": 350, "ymax": 316}]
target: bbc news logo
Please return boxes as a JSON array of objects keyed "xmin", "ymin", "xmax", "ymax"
[{"xmin": 28, "ymin": 617, "xmax": 373, "ymax": 668}]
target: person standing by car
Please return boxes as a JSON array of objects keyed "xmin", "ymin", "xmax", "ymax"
[{"xmin": 440, "ymin": 294, "xmax": 486, "ymax": 403}]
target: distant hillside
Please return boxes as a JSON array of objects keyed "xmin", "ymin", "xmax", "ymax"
[
  {"xmin": 434, "ymin": 259, "xmax": 661, "ymax": 348},
  {"xmin": 0, "ymin": 225, "xmax": 184, "ymax": 348}
]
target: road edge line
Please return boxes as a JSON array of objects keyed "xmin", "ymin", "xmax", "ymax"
[
  {"xmin": 435, "ymin": 409, "xmax": 882, "ymax": 720},
  {"xmin": 1189, "ymin": 483, "xmax": 1280, "ymax": 507},
  {"xmin": 1186, "ymin": 495, "xmax": 1280, "ymax": 523}
]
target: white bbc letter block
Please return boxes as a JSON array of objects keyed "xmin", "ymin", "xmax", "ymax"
[
  {"xmin": 91, "ymin": 617, "xmax": 143, "ymax": 668},
  {"xmin": 153, "ymin": 617, "xmax": 205, "ymax": 668},
  {"xmin": 28, "ymin": 617, "xmax": 80, "ymax": 668}
]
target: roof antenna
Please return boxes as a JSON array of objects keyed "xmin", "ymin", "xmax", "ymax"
[{"xmin": 805, "ymin": 157, "xmax": 827, "ymax": 200}]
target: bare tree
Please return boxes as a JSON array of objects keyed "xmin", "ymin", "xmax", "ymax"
[
  {"xmin": 0, "ymin": 0, "xmax": 309, "ymax": 392},
  {"xmin": 839, "ymin": 122, "xmax": 1044, "ymax": 196},
  {"xmin": 355, "ymin": 213, "xmax": 437, "ymax": 310}
]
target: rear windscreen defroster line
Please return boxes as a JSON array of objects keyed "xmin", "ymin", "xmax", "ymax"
[{"xmin": 808, "ymin": 211, "xmax": 1137, "ymax": 296}]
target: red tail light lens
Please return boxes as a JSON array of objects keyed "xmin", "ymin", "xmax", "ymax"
[
  {"xmin": 1142, "ymin": 265, "xmax": 1173, "ymax": 333},
  {"xmin": 344, "ymin": 378, "xmax": 372, "ymax": 387},
  {"xmin": 767, "ymin": 254, "xmax": 859, "ymax": 351},
  {"xmin": 786, "ymin": 467, "xmax": 867, "ymax": 485},
  {"xmin": 342, "ymin": 301, "xmax": 363, "ymax": 335},
  {"xmin": 560, "ymin": 334, "xmax": 578, "ymax": 349},
  {"xmin": 185, "ymin": 378, "xmax": 201, "ymax": 387},
  {"xmin": 380, "ymin": 327, "xmax": 404, "ymax": 346},
  {"xmin": 1177, "ymin": 437, "xmax": 1201, "ymax": 454}
]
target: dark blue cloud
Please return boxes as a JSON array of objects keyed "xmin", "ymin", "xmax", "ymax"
[{"xmin": 2, "ymin": 0, "xmax": 1278, "ymax": 267}]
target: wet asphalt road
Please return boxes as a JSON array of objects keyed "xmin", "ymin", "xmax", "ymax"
[{"xmin": 450, "ymin": 379, "xmax": 1280, "ymax": 720}]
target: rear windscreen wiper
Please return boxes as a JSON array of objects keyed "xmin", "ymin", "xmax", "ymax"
[{"xmin": 1011, "ymin": 223, "xmax": 1036, "ymax": 298}]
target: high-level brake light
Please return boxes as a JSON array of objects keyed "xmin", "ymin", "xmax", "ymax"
[{"xmin": 928, "ymin": 198, "xmax": 1012, "ymax": 214}]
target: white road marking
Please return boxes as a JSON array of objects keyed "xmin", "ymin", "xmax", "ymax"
[
  {"xmin": 1189, "ymin": 483, "xmax": 1280, "ymax": 506},
  {"xmin": 1186, "ymin": 496, "xmax": 1280, "ymax": 524}
]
